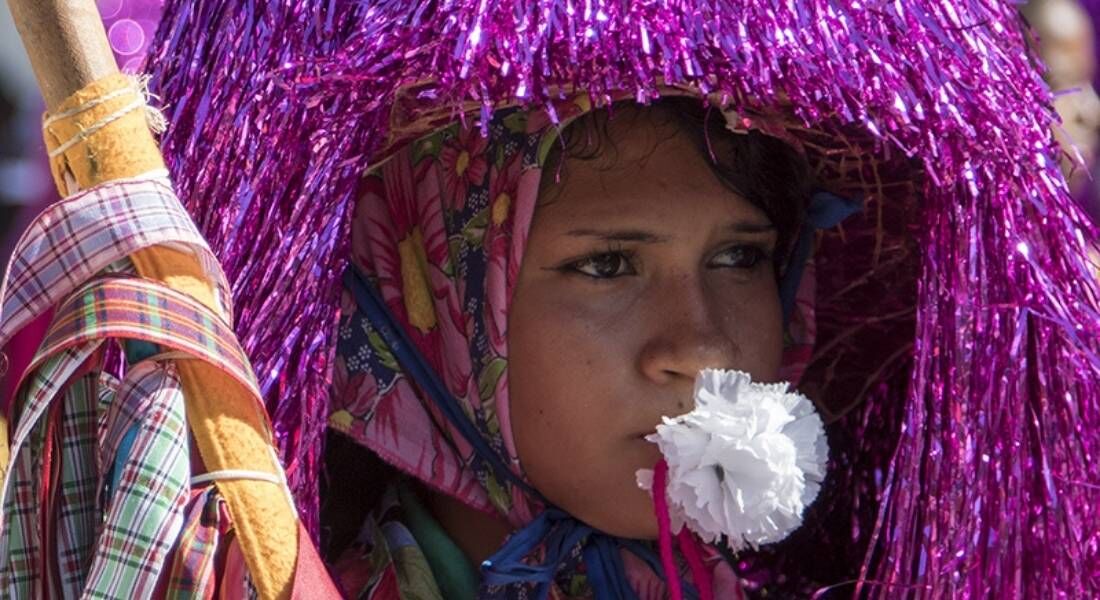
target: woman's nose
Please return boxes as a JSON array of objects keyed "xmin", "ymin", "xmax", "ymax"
[{"xmin": 636, "ymin": 278, "xmax": 739, "ymax": 385}]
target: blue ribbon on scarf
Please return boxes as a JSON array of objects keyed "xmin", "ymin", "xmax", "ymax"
[
  {"xmin": 778, "ymin": 190, "xmax": 863, "ymax": 326},
  {"xmin": 344, "ymin": 265, "xmax": 698, "ymax": 600},
  {"xmin": 478, "ymin": 509, "xmax": 689, "ymax": 600},
  {"xmin": 343, "ymin": 266, "xmax": 537, "ymax": 498}
]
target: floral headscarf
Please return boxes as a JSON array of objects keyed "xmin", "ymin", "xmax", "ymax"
[
  {"xmin": 329, "ymin": 97, "xmax": 817, "ymax": 598},
  {"xmin": 330, "ymin": 104, "xmax": 557, "ymax": 523}
]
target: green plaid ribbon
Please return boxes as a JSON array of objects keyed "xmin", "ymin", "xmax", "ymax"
[
  {"xmin": 83, "ymin": 361, "xmax": 190, "ymax": 599},
  {"xmin": 1, "ymin": 343, "xmax": 102, "ymax": 597},
  {"xmin": 0, "ymin": 274, "xmax": 259, "ymax": 597},
  {"xmin": 56, "ymin": 374, "xmax": 100, "ymax": 597}
]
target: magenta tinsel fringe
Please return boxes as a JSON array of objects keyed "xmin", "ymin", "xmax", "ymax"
[{"xmin": 145, "ymin": 1, "xmax": 1100, "ymax": 596}]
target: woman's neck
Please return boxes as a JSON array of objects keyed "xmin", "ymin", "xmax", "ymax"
[{"xmin": 424, "ymin": 487, "xmax": 513, "ymax": 566}]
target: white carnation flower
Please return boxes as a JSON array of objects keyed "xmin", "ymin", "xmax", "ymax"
[{"xmin": 637, "ymin": 369, "xmax": 828, "ymax": 553}]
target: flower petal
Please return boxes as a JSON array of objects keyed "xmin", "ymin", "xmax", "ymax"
[{"xmin": 644, "ymin": 368, "xmax": 829, "ymax": 553}]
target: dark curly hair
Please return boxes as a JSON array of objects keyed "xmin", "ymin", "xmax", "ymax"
[{"xmin": 540, "ymin": 96, "xmax": 812, "ymax": 273}]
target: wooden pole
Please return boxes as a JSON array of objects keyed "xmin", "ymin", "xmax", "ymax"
[
  {"xmin": 6, "ymin": 0, "xmax": 119, "ymax": 111},
  {"xmin": 0, "ymin": 8, "xmax": 309, "ymax": 599}
]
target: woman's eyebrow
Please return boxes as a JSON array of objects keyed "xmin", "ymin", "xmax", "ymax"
[
  {"xmin": 722, "ymin": 221, "xmax": 776, "ymax": 234},
  {"xmin": 564, "ymin": 220, "xmax": 774, "ymax": 242},
  {"xmin": 564, "ymin": 228, "xmax": 671, "ymax": 243}
]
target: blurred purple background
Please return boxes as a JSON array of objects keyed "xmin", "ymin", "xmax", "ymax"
[{"xmin": 98, "ymin": 0, "xmax": 165, "ymax": 73}]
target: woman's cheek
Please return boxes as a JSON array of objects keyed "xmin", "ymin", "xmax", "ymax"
[
  {"xmin": 508, "ymin": 285, "xmax": 660, "ymax": 537},
  {"xmin": 509, "ymin": 289, "xmax": 613, "ymax": 471},
  {"xmin": 509, "ymin": 280, "xmax": 643, "ymax": 435},
  {"xmin": 532, "ymin": 290, "xmax": 636, "ymax": 390},
  {"xmin": 712, "ymin": 276, "xmax": 784, "ymax": 377}
]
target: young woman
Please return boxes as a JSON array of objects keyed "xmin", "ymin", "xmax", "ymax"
[
  {"xmin": 2, "ymin": 1, "xmax": 1096, "ymax": 598},
  {"xmin": 326, "ymin": 97, "xmax": 816, "ymax": 597}
]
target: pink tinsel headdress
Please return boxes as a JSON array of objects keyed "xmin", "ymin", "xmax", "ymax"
[{"xmin": 146, "ymin": 1, "xmax": 1100, "ymax": 596}]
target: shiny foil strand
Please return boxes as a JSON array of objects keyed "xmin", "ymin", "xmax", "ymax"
[{"xmin": 143, "ymin": 0, "xmax": 1100, "ymax": 595}]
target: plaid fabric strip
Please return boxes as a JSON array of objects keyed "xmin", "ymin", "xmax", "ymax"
[
  {"xmin": 0, "ymin": 176, "xmax": 231, "ymax": 348},
  {"xmin": 164, "ymin": 486, "xmax": 230, "ymax": 599},
  {"xmin": 0, "ymin": 398, "xmax": 45, "ymax": 600},
  {"xmin": 40, "ymin": 276, "xmax": 259, "ymax": 398},
  {"xmin": 55, "ymin": 375, "xmax": 101, "ymax": 597},
  {"xmin": 95, "ymin": 354, "xmax": 176, "ymax": 509},
  {"xmin": 95, "ymin": 369, "xmax": 122, "ymax": 485},
  {"xmin": 83, "ymin": 361, "xmax": 189, "ymax": 600},
  {"xmin": 1, "ymin": 271, "xmax": 270, "ymax": 598},
  {"xmin": 0, "ymin": 342, "xmax": 101, "ymax": 598}
]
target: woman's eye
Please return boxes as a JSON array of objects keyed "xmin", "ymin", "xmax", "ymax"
[
  {"xmin": 710, "ymin": 245, "xmax": 770, "ymax": 269},
  {"xmin": 569, "ymin": 252, "xmax": 635, "ymax": 279}
]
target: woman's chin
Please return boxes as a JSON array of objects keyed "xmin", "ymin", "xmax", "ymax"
[{"xmin": 585, "ymin": 482, "xmax": 661, "ymax": 540}]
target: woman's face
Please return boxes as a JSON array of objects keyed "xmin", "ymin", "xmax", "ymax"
[{"xmin": 508, "ymin": 108, "xmax": 785, "ymax": 539}]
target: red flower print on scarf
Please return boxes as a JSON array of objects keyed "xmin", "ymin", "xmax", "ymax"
[
  {"xmin": 330, "ymin": 357, "xmax": 379, "ymax": 438},
  {"xmin": 484, "ymin": 152, "xmax": 524, "ymax": 357},
  {"xmin": 441, "ymin": 125, "xmax": 489, "ymax": 211},
  {"xmin": 364, "ymin": 374, "xmax": 488, "ymax": 507},
  {"xmin": 355, "ymin": 153, "xmax": 472, "ymax": 399}
]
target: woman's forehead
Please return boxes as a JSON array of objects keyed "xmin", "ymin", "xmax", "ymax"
[{"xmin": 535, "ymin": 110, "xmax": 771, "ymax": 226}]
